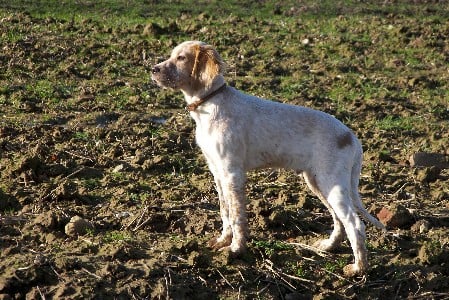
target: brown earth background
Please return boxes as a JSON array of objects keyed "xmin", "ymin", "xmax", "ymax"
[{"xmin": 0, "ymin": 1, "xmax": 449, "ymax": 299}]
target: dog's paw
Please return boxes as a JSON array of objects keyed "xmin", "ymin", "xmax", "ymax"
[
  {"xmin": 209, "ymin": 239, "xmax": 245, "ymax": 254},
  {"xmin": 218, "ymin": 243, "xmax": 246, "ymax": 258},
  {"xmin": 208, "ymin": 235, "xmax": 232, "ymax": 250},
  {"xmin": 343, "ymin": 263, "xmax": 366, "ymax": 277},
  {"xmin": 229, "ymin": 241, "xmax": 246, "ymax": 255},
  {"xmin": 313, "ymin": 238, "xmax": 337, "ymax": 252}
]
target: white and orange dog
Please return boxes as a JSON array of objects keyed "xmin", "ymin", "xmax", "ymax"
[{"xmin": 152, "ymin": 41, "xmax": 384, "ymax": 276}]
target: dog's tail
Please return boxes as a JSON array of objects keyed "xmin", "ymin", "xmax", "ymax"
[{"xmin": 351, "ymin": 150, "xmax": 386, "ymax": 231}]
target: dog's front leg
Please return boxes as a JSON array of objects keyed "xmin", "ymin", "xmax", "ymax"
[
  {"xmin": 219, "ymin": 170, "xmax": 248, "ymax": 254},
  {"xmin": 208, "ymin": 176, "xmax": 233, "ymax": 250}
]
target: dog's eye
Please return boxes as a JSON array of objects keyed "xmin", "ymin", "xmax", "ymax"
[{"xmin": 177, "ymin": 55, "xmax": 186, "ymax": 61}]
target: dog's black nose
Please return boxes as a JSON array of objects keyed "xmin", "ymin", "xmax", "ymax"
[{"xmin": 152, "ymin": 66, "xmax": 160, "ymax": 74}]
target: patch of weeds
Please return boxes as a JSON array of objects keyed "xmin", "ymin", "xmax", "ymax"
[
  {"xmin": 391, "ymin": 268, "xmax": 409, "ymax": 281},
  {"xmin": 252, "ymin": 240, "xmax": 293, "ymax": 257},
  {"xmin": 111, "ymin": 171, "xmax": 127, "ymax": 182},
  {"xmin": 328, "ymin": 84, "xmax": 359, "ymax": 114},
  {"xmin": 428, "ymin": 103, "xmax": 449, "ymax": 120},
  {"xmin": 107, "ymin": 85, "xmax": 135, "ymax": 110},
  {"xmin": 103, "ymin": 231, "xmax": 132, "ymax": 243},
  {"xmin": 286, "ymin": 261, "xmax": 310, "ymax": 279},
  {"xmin": 323, "ymin": 257, "xmax": 347, "ymax": 273},
  {"xmin": 54, "ymin": 84, "xmax": 74, "ymax": 100},
  {"xmin": 138, "ymin": 193, "xmax": 151, "ymax": 204},
  {"xmin": 85, "ymin": 228, "xmax": 95, "ymax": 238},
  {"xmin": 170, "ymin": 155, "xmax": 189, "ymax": 175},
  {"xmin": 169, "ymin": 234, "xmax": 182, "ymax": 242},
  {"xmin": 128, "ymin": 192, "xmax": 152, "ymax": 204},
  {"xmin": 82, "ymin": 178, "xmax": 100, "ymax": 190},
  {"xmin": 149, "ymin": 126, "xmax": 163, "ymax": 138},
  {"xmin": 40, "ymin": 114, "xmax": 54, "ymax": 123},
  {"xmin": 128, "ymin": 193, "xmax": 140, "ymax": 203},
  {"xmin": 3, "ymin": 28, "xmax": 25, "ymax": 43},
  {"xmin": 73, "ymin": 131, "xmax": 89, "ymax": 141},
  {"xmin": 0, "ymin": 86, "xmax": 9, "ymax": 104},
  {"xmin": 379, "ymin": 148, "xmax": 391, "ymax": 160},
  {"xmin": 366, "ymin": 241, "xmax": 378, "ymax": 252},
  {"xmin": 26, "ymin": 80, "xmax": 57, "ymax": 103},
  {"xmin": 375, "ymin": 115, "xmax": 417, "ymax": 131}
]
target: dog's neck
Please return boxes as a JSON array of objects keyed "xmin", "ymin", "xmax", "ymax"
[{"xmin": 182, "ymin": 76, "xmax": 226, "ymax": 111}]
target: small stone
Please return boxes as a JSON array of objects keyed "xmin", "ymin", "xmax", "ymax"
[
  {"xmin": 409, "ymin": 152, "xmax": 448, "ymax": 169},
  {"xmin": 376, "ymin": 204, "xmax": 413, "ymax": 229},
  {"xmin": 112, "ymin": 164, "xmax": 124, "ymax": 173},
  {"xmin": 114, "ymin": 211, "xmax": 131, "ymax": 218},
  {"xmin": 64, "ymin": 216, "xmax": 93, "ymax": 236}
]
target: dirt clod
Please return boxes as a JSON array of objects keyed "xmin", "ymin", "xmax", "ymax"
[
  {"xmin": 377, "ymin": 204, "xmax": 414, "ymax": 229},
  {"xmin": 64, "ymin": 216, "xmax": 94, "ymax": 236},
  {"xmin": 409, "ymin": 152, "xmax": 449, "ymax": 169}
]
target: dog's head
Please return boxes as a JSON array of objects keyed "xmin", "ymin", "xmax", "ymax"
[{"xmin": 152, "ymin": 41, "xmax": 225, "ymax": 93}]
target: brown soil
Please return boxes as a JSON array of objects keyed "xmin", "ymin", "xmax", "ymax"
[{"xmin": 1, "ymin": 8, "xmax": 449, "ymax": 300}]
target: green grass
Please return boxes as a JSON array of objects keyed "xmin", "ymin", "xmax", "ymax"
[
  {"xmin": 252, "ymin": 240, "xmax": 293, "ymax": 257},
  {"xmin": 1, "ymin": 1, "xmax": 447, "ymax": 112},
  {"xmin": 323, "ymin": 257, "xmax": 348, "ymax": 273},
  {"xmin": 103, "ymin": 230, "xmax": 132, "ymax": 243},
  {"xmin": 376, "ymin": 115, "xmax": 417, "ymax": 132},
  {"xmin": 82, "ymin": 178, "xmax": 101, "ymax": 190},
  {"xmin": 2, "ymin": 0, "xmax": 448, "ymax": 26},
  {"xmin": 73, "ymin": 131, "xmax": 90, "ymax": 141},
  {"xmin": 286, "ymin": 261, "xmax": 310, "ymax": 278}
]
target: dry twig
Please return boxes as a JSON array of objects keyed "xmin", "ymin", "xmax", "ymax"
[
  {"xmin": 36, "ymin": 285, "xmax": 46, "ymax": 300},
  {"xmin": 287, "ymin": 241, "xmax": 330, "ymax": 258},
  {"xmin": 0, "ymin": 215, "xmax": 28, "ymax": 225},
  {"xmin": 81, "ymin": 267, "xmax": 102, "ymax": 280},
  {"xmin": 217, "ymin": 268, "xmax": 235, "ymax": 290},
  {"xmin": 64, "ymin": 150, "xmax": 94, "ymax": 163}
]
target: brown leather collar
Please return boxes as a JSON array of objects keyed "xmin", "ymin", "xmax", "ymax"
[{"xmin": 186, "ymin": 83, "xmax": 227, "ymax": 112}]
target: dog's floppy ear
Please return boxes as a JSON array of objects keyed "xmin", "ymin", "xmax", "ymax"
[{"xmin": 191, "ymin": 44, "xmax": 225, "ymax": 87}]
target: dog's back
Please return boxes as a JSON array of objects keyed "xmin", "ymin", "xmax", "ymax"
[{"xmin": 204, "ymin": 86, "xmax": 361, "ymax": 173}]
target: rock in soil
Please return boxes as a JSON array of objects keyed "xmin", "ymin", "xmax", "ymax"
[
  {"xmin": 377, "ymin": 204, "xmax": 414, "ymax": 229},
  {"xmin": 409, "ymin": 152, "xmax": 449, "ymax": 169},
  {"xmin": 64, "ymin": 216, "xmax": 94, "ymax": 236}
]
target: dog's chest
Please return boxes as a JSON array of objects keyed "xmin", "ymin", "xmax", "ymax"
[
  {"xmin": 194, "ymin": 119, "xmax": 217, "ymax": 150},
  {"xmin": 192, "ymin": 113, "xmax": 228, "ymax": 156}
]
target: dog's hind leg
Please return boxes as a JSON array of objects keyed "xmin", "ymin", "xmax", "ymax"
[
  {"xmin": 303, "ymin": 172, "xmax": 345, "ymax": 251},
  {"xmin": 325, "ymin": 183, "xmax": 368, "ymax": 276}
]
